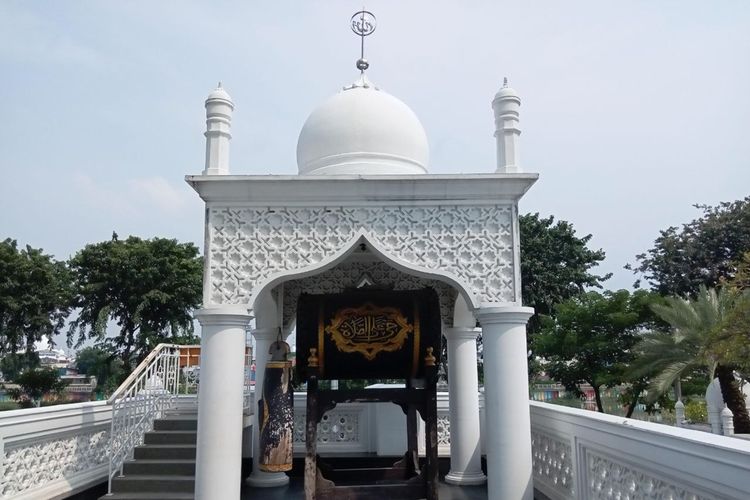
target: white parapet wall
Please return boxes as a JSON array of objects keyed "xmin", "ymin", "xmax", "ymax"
[
  {"xmin": 530, "ymin": 401, "xmax": 750, "ymax": 500},
  {"xmin": 0, "ymin": 401, "xmax": 112, "ymax": 500},
  {"xmin": 289, "ymin": 390, "xmax": 470, "ymax": 457}
]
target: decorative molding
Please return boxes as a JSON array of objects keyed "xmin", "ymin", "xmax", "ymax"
[
  {"xmin": 437, "ymin": 415, "xmax": 451, "ymax": 448},
  {"xmin": 207, "ymin": 205, "xmax": 514, "ymax": 307}
]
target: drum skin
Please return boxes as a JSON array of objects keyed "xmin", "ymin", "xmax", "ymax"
[{"xmin": 296, "ymin": 288, "xmax": 442, "ymax": 381}]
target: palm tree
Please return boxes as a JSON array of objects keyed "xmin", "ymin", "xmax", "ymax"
[{"xmin": 632, "ymin": 286, "xmax": 750, "ymax": 433}]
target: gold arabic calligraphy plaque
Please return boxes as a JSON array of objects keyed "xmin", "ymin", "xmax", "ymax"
[{"xmin": 324, "ymin": 302, "xmax": 414, "ymax": 361}]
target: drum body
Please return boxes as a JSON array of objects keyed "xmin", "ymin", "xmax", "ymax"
[
  {"xmin": 257, "ymin": 358, "xmax": 294, "ymax": 472},
  {"xmin": 296, "ymin": 288, "xmax": 442, "ymax": 381}
]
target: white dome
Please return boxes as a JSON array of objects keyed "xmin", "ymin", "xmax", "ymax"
[{"xmin": 296, "ymin": 77, "xmax": 429, "ymax": 175}]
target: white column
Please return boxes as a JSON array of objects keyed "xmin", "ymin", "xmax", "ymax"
[
  {"xmin": 194, "ymin": 305, "xmax": 252, "ymax": 500},
  {"xmin": 246, "ymin": 291, "xmax": 290, "ymax": 488},
  {"xmin": 475, "ymin": 305, "xmax": 534, "ymax": 500},
  {"xmin": 445, "ymin": 295, "xmax": 486, "ymax": 485},
  {"xmin": 445, "ymin": 326, "xmax": 486, "ymax": 485}
]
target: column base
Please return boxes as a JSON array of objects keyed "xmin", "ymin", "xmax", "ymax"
[
  {"xmin": 245, "ymin": 470, "xmax": 290, "ymax": 488},
  {"xmin": 445, "ymin": 470, "xmax": 487, "ymax": 485}
]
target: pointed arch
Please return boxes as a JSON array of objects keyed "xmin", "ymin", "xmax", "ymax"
[{"xmin": 251, "ymin": 229, "xmax": 479, "ymax": 311}]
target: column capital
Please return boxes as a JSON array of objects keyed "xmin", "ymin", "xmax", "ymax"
[
  {"xmin": 444, "ymin": 326, "xmax": 482, "ymax": 341},
  {"xmin": 251, "ymin": 327, "xmax": 282, "ymax": 341},
  {"xmin": 475, "ymin": 305, "xmax": 534, "ymax": 326},
  {"xmin": 194, "ymin": 305, "xmax": 253, "ymax": 327}
]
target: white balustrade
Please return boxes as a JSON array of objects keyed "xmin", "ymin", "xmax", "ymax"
[
  {"xmin": 530, "ymin": 401, "xmax": 750, "ymax": 500},
  {"xmin": 0, "ymin": 401, "xmax": 112, "ymax": 499}
]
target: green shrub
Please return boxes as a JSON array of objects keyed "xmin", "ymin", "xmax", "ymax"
[{"xmin": 684, "ymin": 399, "xmax": 708, "ymax": 423}]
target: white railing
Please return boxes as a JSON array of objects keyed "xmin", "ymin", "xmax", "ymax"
[
  {"xmin": 0, "ymin": 401, "xmax": 112, "ymax": 499},
  {"xmin": 530, "ymin": 401, "xmax": 750, "ymax": 500},
  {"xmin": 106, "ymin": 344, "xmax": 186, "ymax": 493}
]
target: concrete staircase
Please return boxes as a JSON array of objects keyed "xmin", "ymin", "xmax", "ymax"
[{"xmin": 102, "ymin": 407, "xmax": 198, "ymax": 500}]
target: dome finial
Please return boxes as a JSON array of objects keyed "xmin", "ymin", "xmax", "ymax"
[
  {"xmin": 503, "ymin": 77, "xmax": 508, "ymax": 88},
  {"xmin": 351, "ymin": 9, "xmax": 377, "ymax": 74},
  {"xmin": 217, "ymin": 81, "xmax": 222, "ymax": 88}
]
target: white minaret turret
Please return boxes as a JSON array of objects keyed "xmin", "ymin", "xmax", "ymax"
[
  {"xmin": 203, "ymin": 82, "xmax": 234, "ymax": 175},
  {"xmin": 492, "ymin": 78, "xmax": 521, "ymax": 173}
]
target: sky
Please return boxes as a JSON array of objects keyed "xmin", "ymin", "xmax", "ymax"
[{"xmin": 2, "ymin": 1, "xmax": 749, "ymax": 298}]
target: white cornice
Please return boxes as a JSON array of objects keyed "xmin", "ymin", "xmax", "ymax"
[{"xmin": 185, "ymin": 173, "xmax": 538, "ymax": 206}]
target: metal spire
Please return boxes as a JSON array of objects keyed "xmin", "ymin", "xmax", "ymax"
[{"xmin": 351, "ymin": 9, "xmax": 377, "ymax": 73}]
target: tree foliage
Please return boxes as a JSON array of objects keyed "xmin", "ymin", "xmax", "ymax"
[
  {"xmin": 67, "ymin": 234, "xmax": 202, "ymax": 369},
  {"xmin": 0, "ymin": 351, "xmax": 40, "ymax": 382},
  {"xmin": 711, "ymin": 252, "xmax": 750, "ymax": 380},
  {"xmin": 520, "ymin": 213, "xmax": 610, "ymax": 330},
  {"xmin": 5, "ymin": 368, "xmax": 67, "ymax": 407},
  {"xmin": 532, "ymin": 289, "xmax": 663, "ymax": 413},
  {"xmin": 0, "ymin": 239, "xmax": 72, "ymax": 355},
  {"xmin": 629, "ymin": 197, "xmax": 750, "ymax": 296},
  {"xmin": 75, "ymin": 346, "xmax": 124, "ymax": 395}
]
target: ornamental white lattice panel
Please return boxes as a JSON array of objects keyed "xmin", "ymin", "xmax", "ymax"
[
  {"xmin": 583, "ymin": 449, "xmax": 716, "ymax": 500},
  {"xmin": 208, "ymin": 205, "xmax": 514, "ymax": 306},
  {"xmin": 1, "ymin": 428, "xmax": 109, "ymax": 498}
]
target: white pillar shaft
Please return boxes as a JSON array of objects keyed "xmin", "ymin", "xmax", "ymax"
[
  {"xmin": 194, "ymin": 307, "xmax": 251, "ymax": 500},
  {"xmin": 246, "ymin": 326, "xmax": 290, "ymax": 487},
  {"xmin": 477, "ymin": 307, "xmax": 534, "ymax": 500},
  {"xmin": 445, "ymin": 327, "xmax": 486, "ymax": 485}
]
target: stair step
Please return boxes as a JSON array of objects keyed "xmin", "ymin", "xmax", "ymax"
[
  {"xmin": 153, "ymin": 417, "xmax": 197, "ymax": 431},
  {"xmin": 144, "ymin": 430, "xmax": 197, "ymax": 445},
  {"xmin": 101, "ymin": 492, "xmax": 194, "ymax": 499},
  {"xmin": 111, "ymin": 474, "xmax": 194, "ymax": 493},
  {"xmin": 122, "ymin": 459, "xmax": 196, "ymax": 476},
  {"xmin": 133, "ymin": 444, "xmax": 196, "ymax": 460}
]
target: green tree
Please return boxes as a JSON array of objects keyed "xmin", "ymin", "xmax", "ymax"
[
  {"xmin": 516, "ymin": 213, "xmax": 611, "ymax": 378},
  {"xmin": 632, "ymin": 286, "xmax": 750, "ymax": 433},
  {"xmin": 629, "ymin": 197, "xmax": 750, "ymax": 297},
  {"xmin": 67, "ymin": 234, "xmax": 202, "ymax": 371},
  {"xmin": 75, "ymin": 346, "xmax": 123, "ymax": 395},
  {"xmin": 5, "ymin": 367, "xmax": 68, "ymax": 407},
  {"xmin": 532, "ymin": 290, "xmax": 661, "ymax": 413},
  {"xmin": 0, "ymin": 239, "xmax": 72, "ymax": 355}
]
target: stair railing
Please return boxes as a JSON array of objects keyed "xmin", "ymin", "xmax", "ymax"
[{"xmin": 106, "ymin": 343, "xmax": 188, "ymax": 493}]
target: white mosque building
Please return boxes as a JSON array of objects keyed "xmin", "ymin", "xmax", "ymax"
[
  {"xmin": 187, "ymin": 54, "xmax": 537, "ymax": 499},
  {"xmin": 2, "ymin": 16, "xmax": 749, "ymax": 500}
]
